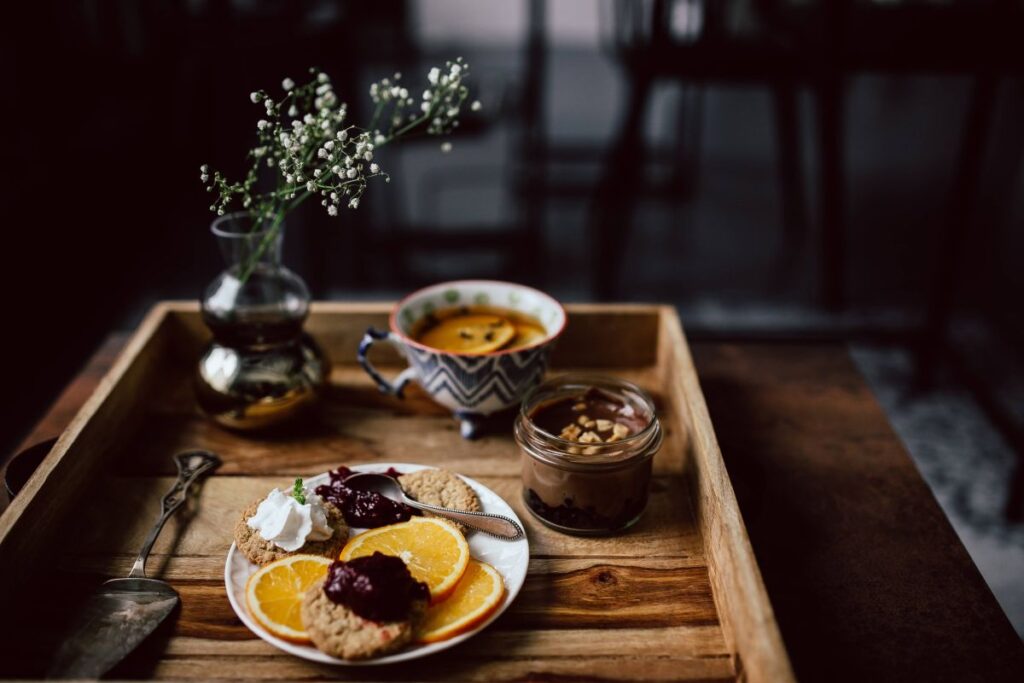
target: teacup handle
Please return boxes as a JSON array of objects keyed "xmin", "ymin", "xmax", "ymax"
[{"xmin": 358, "ymin": 328, "xmax": 417, "ymax": 398}]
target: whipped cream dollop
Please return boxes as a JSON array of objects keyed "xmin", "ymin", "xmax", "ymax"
[{"xmin": 247, "ymin": 488, "xmax": 333, "ymax": 551}]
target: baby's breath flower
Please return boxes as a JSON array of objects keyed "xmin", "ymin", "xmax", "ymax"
[
  {"xmin": 203, "ymin": 60, "xmax": 473, "ymax": 244},
  {"xmin": 471, "ymin": 100, "xmax": 482, "ymax": 111}
]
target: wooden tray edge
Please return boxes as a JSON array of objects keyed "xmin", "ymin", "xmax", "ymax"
[
  {"xmin": 0, "ymin": 302, "xmax": 176, "ymax": 586},
  {"xmin": 661, "ymin": 308, "xmax": 797, "ymax": 683}
]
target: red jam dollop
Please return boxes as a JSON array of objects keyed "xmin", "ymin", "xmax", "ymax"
[
  {"xmin": 315, "ymin": 466, "xmax": 419, "ymax": 528},
  {"xmin": 322, "ymin": 552, "xmax": 430, "ymax": 622}
]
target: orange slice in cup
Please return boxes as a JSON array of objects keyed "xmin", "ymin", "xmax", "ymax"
[{"xmin": 417, "ymin": 315, "xmax": 515, "ymax": 354}]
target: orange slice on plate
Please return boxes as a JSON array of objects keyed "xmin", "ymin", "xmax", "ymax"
[
  {"xmin": 339, "ymin": 517, "xmax": 470, "ymax": 603},
  {"xmin": 244, "ymin": 554, "xmax": 331, "ymax": 643},
  {"xmin": 418, "ymin": 315, "xmax": 515, "ymax": 354},
  {"xmin": 417, "ymin": 559, "xmax": 505, "ymax": 643}
]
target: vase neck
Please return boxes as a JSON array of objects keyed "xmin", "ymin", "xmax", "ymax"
[{"xmin": 211, "ymin": 212, "xmax": 282, "ymax": 270}]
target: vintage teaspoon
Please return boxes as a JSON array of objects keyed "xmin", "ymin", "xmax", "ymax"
[{"xmin": 344, "ymin": 472, "xmax": 525, "ymax": 541}]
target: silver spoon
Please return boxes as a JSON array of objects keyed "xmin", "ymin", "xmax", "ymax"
[{"xmin": 344, "ymin": 472, "xmax": 525, "ymax": 540}]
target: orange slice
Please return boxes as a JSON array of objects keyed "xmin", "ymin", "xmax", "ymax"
[
  {"xmin": 244, "ymin": 554, "xmax": 331, "ymax": 643},
  {"xmin": 339, "ymin": 517, "xmax": 470, "ymax": 603},
  {"xmin": 417, "ymin": 560, "xmax": 505, "ymax": 643},
  {"xmin": 508, "ymin": 322, "xmax": 547, "ymax": 349},
  {"xmin": 418, "ymin": 315, "xmax": 515, "ymax": 354}
]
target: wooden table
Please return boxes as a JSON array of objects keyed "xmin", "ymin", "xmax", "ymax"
[{"xmin": 5, "ymin": 335, "xmax": 1023, "ymax": 682}]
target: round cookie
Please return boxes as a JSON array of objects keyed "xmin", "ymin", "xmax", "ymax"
[
  {"xmin": 398, "ymin": 468, "xmax": 481, "ymax": 533},
  {"xmin": 301, "ymin": 583, "xmax": 426, "ymax": 660},
  {"xmin": 234, "ymin": 498, "xmax": 348, "ymax": 566}
]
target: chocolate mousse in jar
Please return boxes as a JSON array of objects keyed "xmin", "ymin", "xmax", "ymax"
[{"xmin": 515, "ymin": 374, "xmax": 662, "ymax": 535}]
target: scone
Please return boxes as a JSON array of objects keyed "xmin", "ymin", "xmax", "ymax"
[
  {"xmin": 234, "ymin": 498, "xmax": 348, "ymax": 566},
  {"xmin": 398, "ymin": 468, "xmax": 481, "ymax": 533},
  {"xmin": 301, "ymin": 584, "xmax": 427, "ymax": 660}
]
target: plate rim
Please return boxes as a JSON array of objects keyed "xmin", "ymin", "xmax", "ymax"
[{"xmin": 223, "ymin": 462, "xmax": 529, "ymax": 665}]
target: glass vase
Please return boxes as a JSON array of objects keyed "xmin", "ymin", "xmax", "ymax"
[{"xmin": 196, "ymin": 212, "xmax": 328, "ymax": 429}]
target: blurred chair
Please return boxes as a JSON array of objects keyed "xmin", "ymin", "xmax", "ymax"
[
  {"xmin": 589, "ymin": 0, "xmax": 819, "ymax": 301},
  {"xmin": 589, "ymin": 0, "xmax": 1021, "ymax": 312},
  {"xmin": 589, "ymin": 0, "xmax": 819, "ymax": 302}
]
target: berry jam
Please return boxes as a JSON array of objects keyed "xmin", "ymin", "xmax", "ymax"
[
  {"xmin": 315, "ymin": 467, "xmax": 419, "ymax": 528},
  {"xmin": 322, "ymin": 552, "xmax": 430, "ymax": 622}
]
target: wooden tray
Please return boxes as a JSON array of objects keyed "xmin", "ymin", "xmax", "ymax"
[{"xmin": 0, "ymin": 302, "xmax": 794, "ymax": 682}]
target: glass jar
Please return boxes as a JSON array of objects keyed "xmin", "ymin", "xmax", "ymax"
[
  {"xmin": 514, "ymin": 375, "xmax": 662, "ymax": 535},
  {"xmin": 196, "ymin": 212, "xmax": 328, "ymax": 430}
]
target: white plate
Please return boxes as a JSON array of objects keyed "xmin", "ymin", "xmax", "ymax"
[{"xmin": 224, "ymin": 463, "xmax": 530, "ymax": 665}]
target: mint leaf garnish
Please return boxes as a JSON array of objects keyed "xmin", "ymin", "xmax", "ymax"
[{"xmin": 292, "ymin": 478, "xmax": 306, "ymax": 505}]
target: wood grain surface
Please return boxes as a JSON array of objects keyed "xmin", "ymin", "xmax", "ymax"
[
  {"xmin": 694, "ymin": 343, "xmax": 1024, "ymax": 683},
  {"xmin": 1, "ymin": 304, "xmax": 783, "ymax": 682}
]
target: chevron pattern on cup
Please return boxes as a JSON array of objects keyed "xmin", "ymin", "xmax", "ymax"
[{"xmin": 405, "ymin": 344, "xmax": 552, "ymax": 412}]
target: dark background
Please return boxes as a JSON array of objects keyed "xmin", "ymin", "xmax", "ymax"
[{"xmin": 4, "ymin": 0, "xmax": 1024, "ymax": 636}]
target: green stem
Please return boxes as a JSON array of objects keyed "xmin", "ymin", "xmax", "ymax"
[{"xmin": 238, "ymin": 209, "xmax": 287, "ymax": 283}]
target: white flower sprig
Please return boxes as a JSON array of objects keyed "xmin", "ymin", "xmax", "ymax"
[{"xmin": 201, "ymin": 58, "xmax": 477, "ymax": 279}]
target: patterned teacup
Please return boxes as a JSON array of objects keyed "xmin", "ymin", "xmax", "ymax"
[{"xmin": 358, "ymin": 280, "xmax": 567, "ymax": 438}]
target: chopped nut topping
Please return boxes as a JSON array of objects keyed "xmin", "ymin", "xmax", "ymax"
[
  {"xmin": 578, "ymin": 430, "xmax": 602, "ymax": 444},
  {"xmin": 572, "ymin": 402, "xmax": 587, "ymax": 411},
  {"xmin": 577, "ymin": 415, "xmax": 590, "ymax": 426},
  {"xmin": 559, "ymin": 423, "xmax": 582, "ymax": 441},
  {"xmin": 612, "ymin": 423, "xmax": 630, "ymax": 439},
  {"xmin": 583, "ymin": 420, "xmax": 596, "ymax": 429},
  {"xmin": 595, "ymin": 419, "xmax": 614, "ymax": 432},
  {"xmin": 582, "ymin": 445, "xmax": 600, "ymax": 455},
  {"xmin": 606, "ymin": 433, "xmax": 623, "ymax": 443}
]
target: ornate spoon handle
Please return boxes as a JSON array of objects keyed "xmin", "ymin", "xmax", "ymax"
[
  {"xmin": 404, "ymin": 499, "xmax": 525, "ymax": 540},
  {"xmin": 128, "ymin": 450, "xmax": 221, "ymax": 579}
]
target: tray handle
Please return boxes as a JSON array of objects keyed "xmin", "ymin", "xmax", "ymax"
[{"xmin": 358, "ymin": 327, "xmax": 416, "ymax": 398}]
